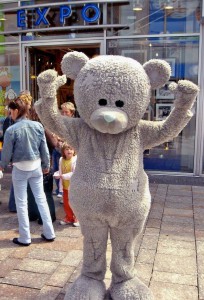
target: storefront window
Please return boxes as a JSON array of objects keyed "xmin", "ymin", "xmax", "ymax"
[
  {"xmin": 0, "ymin": 2, "xmax": 18, "ymax": 34},
  {"xmin": 107, "ymin": 36, "xmax": 199, "ymax": 172},
  {"xmin": 107, "ymin": 0, "xmax": 201, "ymax": 36},
  {"xmin": 0, "ymin": 44, "xmax": 20, "ymax": 140}
]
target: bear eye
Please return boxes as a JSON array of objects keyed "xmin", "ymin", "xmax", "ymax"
[
  {"xmin": 115, "ymin": 100, "xmax": 124, "ymax": 107},
  {"xmin": 98, "ymin": 99, "xmax": 107, "ymax": 106}
]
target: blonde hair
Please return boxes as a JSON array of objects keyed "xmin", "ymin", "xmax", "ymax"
[
  {"xmin": 61, "ymin": 102, "xmax": 75, "ymax": 112},
  {"xmin": 19, "ymin": 90, "xmax": 33, "ymax": 105}
]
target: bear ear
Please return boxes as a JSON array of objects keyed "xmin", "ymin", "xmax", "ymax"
[
  {"xmin": 143, "ymin": 59, "xmax": 171, "ymax": 89},
  {"xmin": 61, "ymin": 51, "xmax": 89, "ymax": 80}
]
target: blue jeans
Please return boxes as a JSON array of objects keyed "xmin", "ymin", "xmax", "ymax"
[
  {"xmin": 12, "ymin": 166, "xmax": 55, "ymax": 244},
  {"xmin": 52, "ymin": 148, "xmax": 61, "ymax": 194}
]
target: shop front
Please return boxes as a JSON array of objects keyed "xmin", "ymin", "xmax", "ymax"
[{"xmin": 0, "ymin": 0, "xmax": 203, "ymax": 177}]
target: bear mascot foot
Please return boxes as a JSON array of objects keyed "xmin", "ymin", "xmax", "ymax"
[
  {"xmin": 109, "ymin": 277, "xmax": 154, "ymax": 300},
  {"xmin": 64, "ymin": 275, "xmax": 106, "ymax": 300}
]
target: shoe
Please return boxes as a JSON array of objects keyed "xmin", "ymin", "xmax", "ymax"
[
  {"xmin": 41, "ymin": 233, "xmax": 55, "ymax": 242},
  {"xmin": 59, "ymin": 220, "xmax": 72, "ymax": 225},
  {"xmin": 73, "ymin": 222, "xmax": 80, "ymax": 227},
  {"xmin": 60, "ymin": 199, "xmax": 63, "ymax": 204},
  {"xmin": 13, "ymin": 238, "xmax": 31, "ymax": 246},
  {"xmin": 57, "ymin": 194, "xmax": 63, "ymax": 198}
]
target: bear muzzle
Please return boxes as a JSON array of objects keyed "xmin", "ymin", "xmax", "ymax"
[{"xmin": 90, "ymin": 107, "xmax": 128, "ymax": 134}]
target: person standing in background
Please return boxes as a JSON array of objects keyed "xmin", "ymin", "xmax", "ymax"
[
  {"xmin": 52, "ymin": 102, "xmax": 76, "ymax": 199},
  {"xmin": 54, "ymin": 142, "xmax": 79, "ymax": 227},
  {"xmin": 1, "ymin": 91, "xmax": 33, "ymax": 213},
  {"xmin": 0, "ymin": 97, "xmax": 55, "ymax": 246}
]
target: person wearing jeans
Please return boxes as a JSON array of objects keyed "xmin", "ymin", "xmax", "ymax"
[{"xmin": 0, "ymin": 96, "xmax": 55, "ymax": 246}]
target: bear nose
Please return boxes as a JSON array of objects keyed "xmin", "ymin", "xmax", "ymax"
[{"xmin": 104, "ymin": 114, "xmax": 116, "ymax": 123}]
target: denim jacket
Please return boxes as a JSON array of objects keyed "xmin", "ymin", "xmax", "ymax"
[{"xmin": 0, "ymin": 117, "xmax": 50, "ymax": 170}]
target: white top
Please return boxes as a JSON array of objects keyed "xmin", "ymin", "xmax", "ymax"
[{"xmin": 13, "ymin": 158, "xmax": 41, "ymax": 171}]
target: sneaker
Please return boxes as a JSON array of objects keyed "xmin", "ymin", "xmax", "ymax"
[
  {"xmin": 73, "ymin": 222, "xmax": 80, "ymax": 227},
  {"xmin": 59, "ymin": 220, "xmax": 72, "ymax": 225},
  {"xmin": 57, "ymin": 194, "xmax": 63, "ymax": 198}
]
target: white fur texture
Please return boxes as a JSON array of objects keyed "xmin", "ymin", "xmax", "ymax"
[{"xmin": 35, "ymin": 52, "xmax": 199, "ymax": 300}]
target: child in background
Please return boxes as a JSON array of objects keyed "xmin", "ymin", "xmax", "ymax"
[{"xmin": 56, "ymin": 143, "xmax": 79, "ymax": 227}]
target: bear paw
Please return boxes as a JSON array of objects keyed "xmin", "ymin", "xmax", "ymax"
[
  {"xmin": 169, "ymin": 80, "xmax": 199, "ymax": 110},
  {"xmin": 64, "ymin": 275, "xmax": 106, "ymax": 300},
  {"xmin": 37, "ymin": 69, "xmax": 66, "ymax": 99},
  {"xmin": 109, "ymin": 277, "xmax": 154, "ymax": 300}
]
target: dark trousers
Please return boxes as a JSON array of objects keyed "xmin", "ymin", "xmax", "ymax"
[{"xmin": 28, "ymin": 171, "xmax": 56, "ymax": 224}]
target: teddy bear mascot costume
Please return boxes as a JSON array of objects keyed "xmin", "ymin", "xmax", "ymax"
[{"xmin": 35, "ymin": 51, "xmax": 199, "ymax": 300}]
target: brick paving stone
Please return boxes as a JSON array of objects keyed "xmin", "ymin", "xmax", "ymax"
[
  {"xmin": 9, "ymin": 247, "xmax": 31, "ymax": 259},
  {"xmin": 0, "ymin": 258, "xmax": 21, "ymax": 277},
  {"xmin": 46, "ymin": 265, "xmax": 75, "ymax": 287},
  {"xmin": 160, "ymin": 232, "xmax": 195, "ymax": 242},
  {"xmin": 146, "ymin": 218, "xmax": 162, "ymax": 229},
  {"xmin": 36, "ymin": 237, "xmax": 83, "ymax": 252},
  {"xmin": 0, "ymin": 270, "xmax": 50, "ymax": 289},
  {"xmin": 144, "ymin": 227, "xmax": 160, "ymax": 237},
  {"xmin": 0, "ymin": 283, "xmax": 39, "ymax": 299},
  {"xmin": 192, "ymin": 186, "xmax": 204, "ymax": 192},
  {"xmin": 162, "ymin": 215, "xmax": 194, "ymax": 226},
  {"xmin": 198, "ymin": 274, "xmax": 204, "ymax": 299},
  {"xmin": 140, "ymin": 235, "xmax": 159, "ymax": 250},
  {"xmin": 161, "ymin": 222, "xmax": 194, "ymax": 233},
  {"xmin": 61, "ymin": 250, "xmax": 83, "ymax": 267},
  {"xmin": 165, "ymin": 195, "xmax": 192, "ymax": 204},
  {"xmin": 165, "ymin": 200, "xmax": 192, "ymax": 209},
  {"xmin": 193, "ymin": 199, "xmax": 204, "ymax": 208},
  {"xmin": 18, "ymin": 258, "xmax": 59, "ymax": 274},
  {"xmin": 37, "ymin": 286, "xmax": 61, "ymax": 300},
  {"xmin": 150, "ymin": 281, "xmax": 198, "ymax": 300},
  {"xmin": 197, "ymin": 255, "xmax": 204, "ymax": 274},
  {"xmin": 152, "ymin": 271, "xmax": 197, "ymax": 286},
  {"xmin": 168, "ymin": 185, "xmax": 192, "ymax": 191},
  {"xmin": 135, "ymin": 263, "xmax": 153, "ymax": 285},
  {"xmin": 154, "ymin": 253, "xmax": 197, "ymax": 275},
  {"xmin": 195, "ymin": 223, "xmax": 204, "ymax": 231},
  {"xmin": 166, "ymin": 190, "xmax": 192, "ymax": 197},
  {"xmin": 28, "ymin": 248, "xmax": 67, "ymax": 262},
  {"xmin": 197, "ymin": 241, "xmax": 204, "ymax": 255},
  {"xmin": 137, "ymin": 248, "xmax": 156, "ymax": 264},
  {"xmin": 148, "ymin": 210, "xmax": 163, "ymax": 220},
  {"xmin": 151, "ymin": 202, "xmax": 164, "ymax": 210},
  {"xmin": 195, "ymin": 230, "xmax": 204, "ymax": 241},
  {"xmin": 152, "ymin": 196, "xmax": 166, "ymax": 204},
  {"xmin": 158, "ymin": 238, "xmax": 196, "ymax": 250},
  {"xmin": 157, "ymin": 243, "xmax": 196, "ymax": 257},
  {"xmin": 0, "ymin": 248, "xmax": 14, "ymax": 260},
  {"xmin": 163, "ymin": 207, "xmax": 193, "ymax": 218}
]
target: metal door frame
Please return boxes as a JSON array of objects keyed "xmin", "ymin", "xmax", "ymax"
[{"xmin": 21, "ymin": 39, "xmax": 105, "ymax": 92}]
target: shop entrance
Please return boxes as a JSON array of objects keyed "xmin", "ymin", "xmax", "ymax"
[{"xmin": 24, "ymin": 43, "xmax": 101, "ymax": 109}]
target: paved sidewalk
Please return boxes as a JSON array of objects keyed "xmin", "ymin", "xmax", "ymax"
[{"xmin": 0, "ymin": 172, "xmax": 204, "ymax": 300}]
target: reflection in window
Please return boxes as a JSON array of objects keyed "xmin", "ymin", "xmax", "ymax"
[{"xmin": 107, "ymin": 36, "xmax": 199, "ymax": 172}]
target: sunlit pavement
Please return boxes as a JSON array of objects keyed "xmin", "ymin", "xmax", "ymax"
[{"xmin": 0, "ymin": 171, "xmax": 204, "ymax": 300}]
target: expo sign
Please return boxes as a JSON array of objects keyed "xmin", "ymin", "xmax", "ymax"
[{"xmin": 17, "ymin": 4, "xmax": 101, "ymax": 28}]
